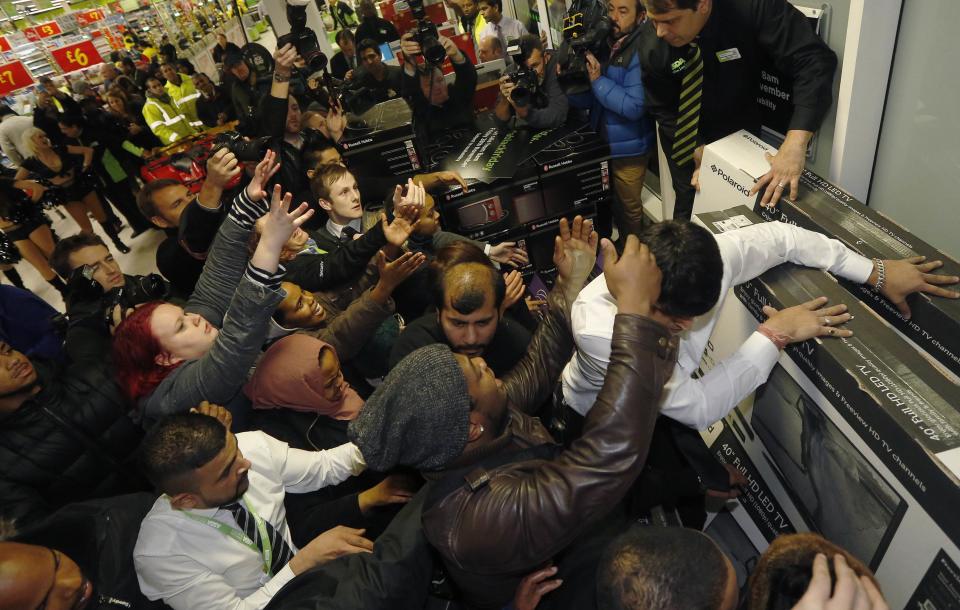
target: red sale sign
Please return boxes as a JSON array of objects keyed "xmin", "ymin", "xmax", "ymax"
[
  {"xmin": 0, "ymin": 61, "xmax": 34, "ymax": 95},
  {"xmin": 35, "ymin": 21, "xmax": 63, "ymax": 38},
  {"xmin": 50, "ymin": 40, "xmax": 103, "ymax": 73},
  {"xmin": 0, "ymin": 37, "xmax": 11, "ymax": 53},
  {"xmin": 76, "ymin": 9, "xmax": 106, "ymax": 26}
]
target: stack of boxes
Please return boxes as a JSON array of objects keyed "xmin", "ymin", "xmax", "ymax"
[{"xmin": 693, "ymin": 132, "xmax": 960, "ymax": 608}]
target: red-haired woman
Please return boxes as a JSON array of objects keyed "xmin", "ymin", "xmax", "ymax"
[{"xmin": 112, "ymin": 151, "xmax": 313, "ymax": 428}]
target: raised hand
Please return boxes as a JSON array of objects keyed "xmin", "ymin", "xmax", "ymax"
[
  {"xmin": 501, "ymin": 269, "xmax": 525, "ymax": 314},
  {"xmin": 554, "ymin": 215, "xmax": 598, "ymax": 288},
  {"xmin": 761, "ymin": 296, "xmax": 853, "ymax": 344},
  {"xmin": 391, "ymin": 178, "xmax": 425, "ymax": 216},
  {"xmin": 205, "ymin": 147, "xmax": 241, "ymax": 190},
  {"xmin": 245, "ymin": 149, "xmax": 281, "ymax": 202},
  {"xmin": 258, "ymin": 185, "xmax": 314, "ymax": 256},
  {"xmin": 489, "ymin": 242, "xmax": 529, "ymax": 267},
  {"xmin": 273, "ymin": 43, "xmax": 298, "ymax": 76},
  {"xmin": 374, "ymin": 250, "xmax": 427, "ymax": 297},
  {"xmin": 874, "ymin": 256, "xmax": 959, "ymax": 319},
  {"xmin": 601, "ymin": 235, "xmax": 661, "ymax": 317}
]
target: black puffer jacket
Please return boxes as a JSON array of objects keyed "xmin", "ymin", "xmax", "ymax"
[{"xmin": 0, "ymin": 359, "xmax": 147, "ymax": 531}]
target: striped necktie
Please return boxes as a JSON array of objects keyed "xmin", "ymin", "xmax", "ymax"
[
  {"xmin": 671, "ymin": 43, "xmax": 703, "ymax": 167},
  {"xmin": 225, "ymin": 500, "xmax": 294, "ymax": 576}
]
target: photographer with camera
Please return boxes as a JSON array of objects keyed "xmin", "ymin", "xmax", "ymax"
[
  {"xmin": 51, "ymin": 233, "xmax": 172, "ymax": 363},
  {"xmin": 566, "ymin": 0, "xmax": 654, "ymax": 237},
  {"xmin": 137, "ymin": 147, "xmax": 244, "ymax": 296},
  {"xmin": 494, "ymin": 34, "xmax": 568, "ymax": 129},
  {"xmin": 400, "ymin": 30, "xmax": 477, "ymax": 137},
  {"xmin": 259, "ymin": 43, "xmax": 346, "ymax": 216},
  {"xmin": 348, "ymin": 38, "xmax": 404, "ymax": 102}
]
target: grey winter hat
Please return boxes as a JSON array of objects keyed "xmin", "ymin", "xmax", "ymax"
[{"xmin": 348, "ymin": 344, "xmax": 471, "ymax": 471}]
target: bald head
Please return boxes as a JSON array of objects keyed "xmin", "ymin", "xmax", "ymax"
[
  {"xmin": 597, "ymin": 525, "xmax": 738, "ymax": 610},
  {"xmin": 0, "ymin": 542, "xmax": 87, "ymax": 609}
]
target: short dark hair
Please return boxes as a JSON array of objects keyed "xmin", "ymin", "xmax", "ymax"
[
  {"xmin": 137, "ymin": 178, "xmax": 182, "ymax": 220},
  {"xmin": 139, "ymin": 413, "xmax": 226, "ymax": 494},
  {"xmin": 478, "ymin": 0, "xmax": 502, "ymax": 11},
  {"xmin": 638, "ymin": 220, "xmax": 722, "ymax": 318},
  {"xmin": 643, "ymin": 0, "xmax": 699, "ymax": 13},
  {"xmin": 335, "ymin": 29, "xmax": 355, "ymax": 46},
  {"xmin": 57, "ymin": 114, "xmax": 83, "ymax": 129},
  {"xmin": 357, "ymin": 38, "xmax": 381, "ymax": 58},
  {"xmin": 435, "ymin": 260, "xmax": 506, "ymax": 313},
  {"xmin": 50, "ymin": 232, "xmax": 108, "ymax": 278},
  {"xmin": 145, "ymin": 76, "xmax": 162, "ymax": 88},
  {"xmin": 597, "ymin": 525, "xmax": 729, "ymax": 610}
]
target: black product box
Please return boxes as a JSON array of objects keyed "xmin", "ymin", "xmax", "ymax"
[
  {"xmin": 700, "ymin": 206, "xmax": 960, "ymax": 546},
  {"xmin": 340, "ymin": 99, "xmax": 422, "ymax": 178},
  {"xmin": 531, "ymin": 122, "xmax": 611, "ymax": 219},
  {"xmin": 434, "ymin": 126, "xmax": 542, "ymax": 241},
  {"xmin": 755, "ymin": 169, "xmax": 960, "ymax": 377}
]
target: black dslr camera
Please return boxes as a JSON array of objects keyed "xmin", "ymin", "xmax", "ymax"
[
  {"xmin": 211, "ymin": 131, "xmax": 272, "ymax": 162},
  {"xmin": 277, "ymin": 0, "xmax": 328, "ymax": 72},
  {"xmin": 556, "ymin": 0, "xmax": 611, "ymax": 94},
  {"xmin": 506, "ymin": 40, "xmax": 547, "ymax": 109},
  {"xmin": 409, "ymin": 0, "xmax": 445, "ymax": 65},
  {"xmin": 66, "ymin": 267, "xmax": 170, "ymax": 328}
]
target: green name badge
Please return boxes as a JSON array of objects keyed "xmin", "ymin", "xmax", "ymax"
[{"xmin": 716, "ymin": 47, "xmax": 742, "ymax": 63}]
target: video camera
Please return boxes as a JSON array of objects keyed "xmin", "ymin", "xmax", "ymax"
[
  {"xmin": 277, "ymin": 0, "xmax": 328, "ymax": 72},
  {"xmin": 556, "ymin": 0, "xmax": 611, "ymax": 94},
  {"xmin": 409, "ymin": 0, "xmax": 445, "ymax": 65},
  {"xmin": 506, "ymin": 40, "xmax": 547, "ymax": 109}
]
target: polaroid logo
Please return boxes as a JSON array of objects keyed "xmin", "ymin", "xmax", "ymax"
[
  {"xmin": 709, "ymin": 164, "xmax": 751, "ymax": 196},
  {"xmin": 739, "ymin": 132, "xmax": 769, "ymax": 151}
]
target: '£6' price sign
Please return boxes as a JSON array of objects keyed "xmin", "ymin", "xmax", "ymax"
[
  {"xmin": 0, "ymin": 61, "xmax": 34, "ymax": 96},
  {"xmin": 51, "ymin": 40, "xmax": 104, "ymax": 73}
]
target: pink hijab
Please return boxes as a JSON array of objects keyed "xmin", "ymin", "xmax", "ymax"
[{"xmin": 245, "ymin": 334, "xmax": 363, "ymax": 420}]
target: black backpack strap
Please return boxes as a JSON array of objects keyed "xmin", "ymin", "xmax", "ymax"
[{"xmin": 424, "ymin": 443, "xmax": 559, "ymax": 511}]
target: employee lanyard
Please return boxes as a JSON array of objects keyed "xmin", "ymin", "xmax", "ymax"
[{"xmin": 178, "ymin": 496, "xmax": 274, "ymax": 576}]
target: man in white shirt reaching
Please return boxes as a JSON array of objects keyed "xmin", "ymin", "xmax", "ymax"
[
  {"xmin": 134, "ymin": 409, "xmax": 371, "ymax": 610},
  {"xmin": 561, "ymin": 219, "xmax": 959, "ymax": 432}
]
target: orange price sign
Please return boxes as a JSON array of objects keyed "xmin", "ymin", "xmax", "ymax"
[
  {"xmin": 76, "ymin": 9, "xmax": 106, "ymax": 26},
  {"xmin": 0, "ymin": 37, "xmax": 10, "ymax": 53},
  {"xmin": 34, "ymin": 21, "xmax": 63, "ymax": 38},
  {"xmin": 0, "ymin": 61, "xmax": 34, "ymax": 96},
  {"xmin": 51, "ymin": 40, "xmax": 103, "ymax": 73}
]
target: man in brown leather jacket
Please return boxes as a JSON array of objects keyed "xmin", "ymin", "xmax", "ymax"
[{"xmin": 348, "ymin": 216, "xmax": 678, "ymax": 609}]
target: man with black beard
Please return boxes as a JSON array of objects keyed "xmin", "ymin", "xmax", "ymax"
[
  {"xmin": 567, "ymin": 0, "xmax": 654, "ymax": 237},
  {"xmin": 134, "ymin": 412, "xmax": 374, "ymax": 609}
]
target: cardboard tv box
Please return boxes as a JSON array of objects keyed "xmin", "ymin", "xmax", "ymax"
[
  {"xmin": 755, "ymin": 169, "xmax": 960, "ymax": 378},
  {"xmin": 693, "ymin": 130, "xmax": 776, "ymax": 216},
  {"xmin": 695, "ymin": 207, "xmax": 960, "ymax": 607},
  {"xmin": 696, "ymin": 206, "xmax": 960, "ymax": 540}
]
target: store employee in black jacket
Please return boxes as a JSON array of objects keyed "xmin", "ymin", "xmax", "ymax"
[
  {"xmin": 639, "ymin": 0, "xmax": 837, "ymax": 218},
  {"xmin": 400, "ymin": 32, "xmax": 478, "ymax": 137}
]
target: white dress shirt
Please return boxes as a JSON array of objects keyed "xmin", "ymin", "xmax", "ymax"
[
  {"xmin": 480, "ymin": 15, "xmax": 528, "ymax": 51},
  {"xmin": 134, "ymin": 432, "xmax": 366, "ymax": 610},
  {"xmin": 326, "ymin": 217, "xmax": 363, "ymax": 241},
  {"xmin": 560, "ymin": 221, "xmax": 874, "ymax": 429}
]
